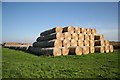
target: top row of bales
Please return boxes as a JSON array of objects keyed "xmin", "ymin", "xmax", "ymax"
[{"xmin": 40, "ymin": 26, "xmax": 96, "ymax": 36}]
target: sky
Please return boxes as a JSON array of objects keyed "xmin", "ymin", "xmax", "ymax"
[
  {"xmin": 2, "ymin": 2, "xmax": 118, "ymax": 43},
  {"xmin": 2, "ymin": 0, "xmax": 120, "ymax": 2}
]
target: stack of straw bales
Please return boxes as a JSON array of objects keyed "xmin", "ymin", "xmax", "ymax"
[
  {"xmin": 29, "ymin": 26, "xmax": 114, "ymax": 56},
  {"xmin": 3, "ymin": 42, "xmax": 32, "ymax": 51}
]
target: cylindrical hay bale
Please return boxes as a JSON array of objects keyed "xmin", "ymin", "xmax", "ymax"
[
  {"xmin": 83, "ymin": 46, "xmax": 89, "ymax": 55},
  {"xmin": 54, "ymin": 40, "xmax": 62, "ymax": 48},
  {"xmin": 70, "ymin": 39, "xmax": 77, "ymax": 47},
  {"xmin": 69, "ymin": 47, "xmax": 76, "ymax": 55},
  {"xmin": 28, "ymin": 46, "xmax": 43, "ymax": 55},
  {"xmin": 89, "ymin": 34, "xmax": 94, "ymax": 40},
  {"xmin": 64, "ymin": 32, "xmax": 71, "ymax": 40},
  {"xmin": 94, "ymin": 34, "xmax": 104, "ymax": 40},
  {"xmin": 86, "ymin": 28, "xmax": 91, "ymax": 35},
  {"xmin": 53, "ymin": 47, "xmax": 62, "ymax": 56},
  {"xmin": 71, "ymin": 33, "xmax": 78, "ymax": 40},
  {"xmin": 40, "ymin": 26, "xmax": 63, "ymax": 36},
  {"xmin": 84, "ymin": 34, "xmax": 89, "ymax": 40},
  {"xmin": 78, "ymin": 33, "xmax": 84, "ymax": 40},
  {"xmin": 63, "ymin": 26, "xmax": 74, "ymax": 33},
  {"xmin": 56, "ymin": 32, "xmax": 64, "ymax": 40},
  {"xmin": 81, "ymin": 28, "xmax": 86, "ymax": 34},
  {"xmin": 78, "ymin": 40, "xmax": 83, "ymax": 47},
  {"xmin": 89, "ymin": 40, "xmax": 95, "ymax": 46},
  {"xmin": 105, "ymin": 46, "xmax": 109, "ymax": 53},
  {"xmin": 95, "ymin": 46, "xmax": 104, "ymax": 53},
  {"xmin": 63, "ymin": 39, "xmax": 70, "ymax": 48},
  {"xmin": 90, "ymin": 46, "xmax": 95, "ymax": 53},
  {"xmin": 28, "ymin": 46, "xmax": 61, "ymax": 56},
  {"xmin": 91, "ymin": 28, "xmax": 96, "ymax": 35},
  {"xmin": 20, "ymin": 46, "xmax": 29, "ymax": 51},
  {"xmin": 75, "ymin": 27, "xmax": 80, "ymax": 33},
  {"xmin": 109, "ymin": 45, "xmax": 114, "ymax": 52},
  {"xmin": 9, "ymin": 46, "xmax": 17, "ymax": 49},
  {"xmin": 94, "ymin": 40, "xmax": 104, "ymax": 46},
  {"xmin": 84, "ymin": 40, "xmax": 89, "ymax": 46},
  {"xmin": 33, "ymin": 39, "xmax": 62, "ymax": 48},
  {"xmin": 104, "ymin": 40, "xmax": 110, "ymax": 46},
  {"xmin": 69, "ymin": 46, "xmax": 82, "ymax": 55},
  {"xmin": 61, "ymin": 47, "xmax": 69, "ymax": 56},
  {"xmin": 75, "ymin": 46, "xmax": 82, "ymax": 55},
  {"xmin": 37, "ymin": 32, "xmax": 64, "ymax": 41}
]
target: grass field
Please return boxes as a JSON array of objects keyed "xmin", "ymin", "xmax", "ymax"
[{"xmin": 2, "ymin": 48, "xmax": 119, "ymax": 78}]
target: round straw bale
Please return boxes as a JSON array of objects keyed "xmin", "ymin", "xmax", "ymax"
[
  {"xmin": 95, "ymin": 34, "xmax": 104, "ymax": 40},
  {"xmin": 63, "ymin": 39, "xmax": 70, "ymax": 48},
  {"xmin": 91, "ymin": 28, "xmax": 96, "ymax": 35},
  {"xmin": 86, "ymin": 28, "xmax": 91, "ymax": 35},
  {"xmin": 75, "ymin": 27, "xmax": 80, "ymax": 33},
  {"xmin": 78, "ymin": 40, "xmax": 83, "ymax": 47},
  {"xmin": 64, "ymin": 32, "xmax": 71, "ymax": 40},
  {"xmin": 90, "ymin": 46, "xmax": 95, "ymax": 53},
  {"xmin": 81, "ymin": 28, "xmax": 86, "ymax": 34},
  {"xmin": 78, "ymin": 33, "xmax": 84, "ymax": 40},
  {"xmin": 71, "ymin": 33, "xmax": 78, "ymax": 40},
  {"xmin": 104, "ymin": 40, "xmax": 110, "ymax": 46},
  {"xmin": 109, "ymin": 45, "xmax": 114, "ymax": 52},
  {"xmin": 89, "ymin": 34, "xmax": 94, "ymax": 40},
  {"xmin": 40, "ymin": 26, "xmax": 63, "ymax": 36},
  {"xmin": 53, "ymin": 47, "xmax": 62, "ymax": 56},
  {"xmin": 84, "ymin": 34, "xmax": 89, "ymax": 40},
  {"xmin": 83, "ymin": 46, "xmax": 89, "ymax": 55},
  {"xmin": 63, "ymin": 26, "xmax": 74, "ymax": 33},
  {"xmin": 95, "ymin": 46, "xmax": 104, "ymax": 53},
  {"xmin": 75, "ymin": 46, "xmax": 82, "ymax": 55},
  {"xmin": 70, "ymin": 39, "xmax": 77, "ymax": 47},
  {"xmin": 105, "ymin": 46, "xmax": 109, "ymax": 53},
  {"xmin": 84, "ymin": 40, "xmax": 89, "ymax": 46},
  {"xmin": 62, "ymin": 47, "xmax": 69, "ymax": 56},
  {"xmin": 89, "ymin": 40, "xmax": 94, "ymax": 46}
]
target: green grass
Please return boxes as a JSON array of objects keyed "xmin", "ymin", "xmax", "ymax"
[{"xmin": 2, "ymin": 48, "xmax": 120, "ymax": 78}]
